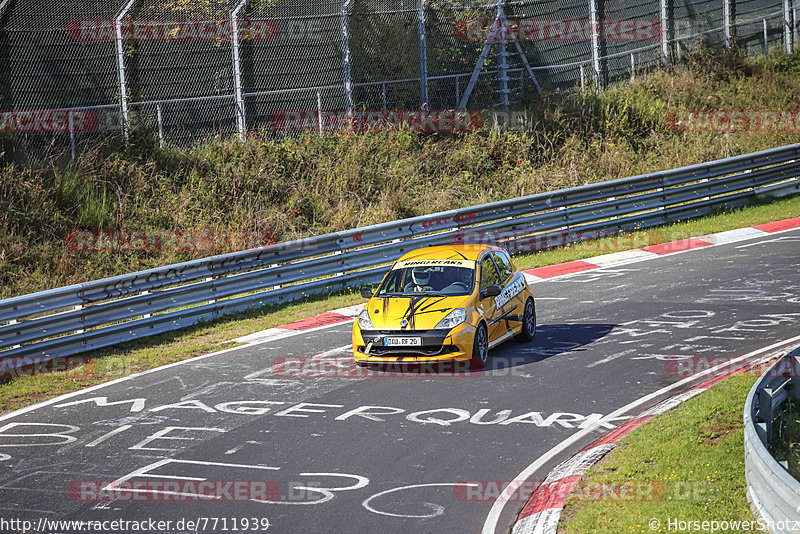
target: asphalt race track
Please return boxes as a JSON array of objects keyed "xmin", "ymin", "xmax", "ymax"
[{"xmin": 1, "ymin": 228, "xmax": 799, "ymax": 534}]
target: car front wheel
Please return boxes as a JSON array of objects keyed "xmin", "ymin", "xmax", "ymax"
[{"xmin": 471, "ymin": 323, "xmax": 489, "ymax": 367}]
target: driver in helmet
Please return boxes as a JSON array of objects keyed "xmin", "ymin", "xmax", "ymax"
[{"xmin": 408, "ymin": 266, "xmax": 433, "ymax": 292}]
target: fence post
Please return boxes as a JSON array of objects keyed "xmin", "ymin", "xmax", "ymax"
[
  {"xmin": 784, "ymin": 0, "xmax": 793, "ymax": 53},
  {"xmin": 156, "ymin": 103, "xmax": 164, "ymax": 147},
  {"xmin": 418, "ymin": 0, "xmax": 429, "ymax": 110},
  {"xmin": 317, "ymin": 90, "xmax": 323, "ymax": 137},
  {"xmin": 764, "ymin": 18, "xmax": 769, "ymax": 53},
  {"xmin": 588, "ymin": 0, "xmax": 602, "ymax": 89},
  {"xmin": 68, "ymin": 110, "xmax": 76, "ymax": 161},
  {"xmin": 723, "ymin": 0, "xmax": 732, "ymax": 48},
  {"xmin": 496, "ymin": 2, "xmax": 509, "ymax": 110},
  {"xmin": 660, "ymin": 0, "xmax": 669, "ymax": 64},
  {"xmin": 230, "ymin": 0, "xmax": 248, "ymax": 141},
  {"xmin": 114, "ymin": 0, "xmax": 136, "ymax": 140},
  {"xmin": 630, "ymin": 52, "xmax": 635, "ymax": 81},
  {"xmin": 340, "ymin": 0, "xmax": 354, "ymax": 117}
]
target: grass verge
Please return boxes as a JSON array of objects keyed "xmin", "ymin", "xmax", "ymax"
[
  {"xmin": 3, "ymin": 48, "xmax": 800, "ymax": 298},
  {"xmin": 558, "ymin": 372, "xmax": 760, "ymax": 534},
  {"xmin": 0, "ymin": 194, "xmax": 797, "ymax": 415}
]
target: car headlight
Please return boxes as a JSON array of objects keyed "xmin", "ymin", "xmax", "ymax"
[
  {"xmin": 358, "ymin": 309, "xmax": 374, "ymax": 330},
  {"xmin": 435, "ymin": 308, "xmax": 466, "ymax": 330}
]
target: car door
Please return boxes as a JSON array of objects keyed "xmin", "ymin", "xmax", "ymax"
[
  {"xmin": 478, "ymin": 252, "xmax": 504, "ymax": 342},
  {"xmin": 492, "ymin": 250, "xmax": 523, "ymax": 334}
]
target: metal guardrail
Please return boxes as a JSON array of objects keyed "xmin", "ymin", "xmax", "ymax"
[
  {"xmin": 1, "ymin": 143, "xmax": 799, "ymax": 364},
  {"xmin": 744, "ymin": 348, "xmax": 800, "ymax": 534}
]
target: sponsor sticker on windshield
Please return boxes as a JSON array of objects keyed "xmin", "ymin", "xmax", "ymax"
[{"xmin": 393, "ymin": 259, "xmax": 476, "ymax": 269}]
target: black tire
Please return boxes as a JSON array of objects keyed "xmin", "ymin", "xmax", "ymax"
[
  {"xmin": 515, "ymin": 298, "xmax": 536, "ymax": 342},
  {"xmin": 471, "ymin": 322, "xmax": 489, "ymax": 367}
]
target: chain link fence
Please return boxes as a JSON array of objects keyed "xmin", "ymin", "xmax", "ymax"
[{"xmin": 0, "ymin": 0, "xmax": 796, "ymax": 157}]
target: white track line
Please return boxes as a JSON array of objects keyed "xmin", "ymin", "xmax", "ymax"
[{"xmin": 481, "ymin": 333, "xmax": 800, "ymax": 534}]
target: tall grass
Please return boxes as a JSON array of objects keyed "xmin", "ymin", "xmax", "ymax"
[{"xmin": 2, "ymin": 47, "xmax": 800, "ymax": 298}]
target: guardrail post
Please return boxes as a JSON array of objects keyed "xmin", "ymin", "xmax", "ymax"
[
  {"xmin": 757, "ymin": 387, "xmax": 774, "ymax": 439},
  {"xmin": 588, "ymin": 0, "xmax": 602, "ymax": 90},
  {"xmin": 230, "ymin": 0, "xmax": 249, "ymax": 141},
  {"xmin": 340, "ymin": 0, "xmax": 354, "ymax": 117},
  {"xmin": 723, "ymin": 0, "xmax": 732, "ymax": 48},
  {"xmin": 114, "ymin": 0, "xmax": 137, "ymax": 140},
  {"xmin": 418, "ymin": 0, "xmax": 429, "ymax": 110},
  {"xmin": 784, "ymin": 0, "xmax": 793, "ymax": 53}
]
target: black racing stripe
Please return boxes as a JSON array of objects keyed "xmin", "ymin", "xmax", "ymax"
[
  {"xmin": 401, "ymin": 295, "xmax": 425, "ymax": 331},
  {"xmin": 488, "ymin": 305, "xmax": 518, "ymax": 326},
  {"xmin": 418, "ymin": 297, "xmax": 447, "ymax": 312}
]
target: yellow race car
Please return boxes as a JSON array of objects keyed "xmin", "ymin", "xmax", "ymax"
[{"xmin": 353, "ymin": 244, "xmax": 536, "ymax": 367}]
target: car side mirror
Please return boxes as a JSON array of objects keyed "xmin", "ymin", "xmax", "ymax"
[
  {"xmin": 481, "ymin": 285, "xmax": 501, "ymax": 299},
  {"xmin": 360, "ymin": 287, "xmax": 374, "ymax": 299}
]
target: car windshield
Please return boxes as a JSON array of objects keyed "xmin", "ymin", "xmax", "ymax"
[{"xmin": 377, "ymin": 264, "xmax": 476, "ymax": 296}]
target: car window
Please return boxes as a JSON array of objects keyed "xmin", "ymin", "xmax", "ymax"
[
  {"xmin": 480, "ymin": 255, "xmax": 502, "ymax": 288},
  {"xmin": 492, "ymin": 251, "xmax": 514, "ymax": 281},
  {"xmin": 377, "ymin": 265, "xmax": 476, "ymax": 296},
  {"xmin": 378, "ymin": 269, "xmax": 408, "ymax": 294}
]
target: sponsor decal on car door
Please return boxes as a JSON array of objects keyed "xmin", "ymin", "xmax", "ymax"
[
  {"xmin": 492, "ymin": 251, "xmax": 525, "ymax": 334},
  {"xmin": 479, "ymin": 253, "xmax": 504, "ymax": 342}
]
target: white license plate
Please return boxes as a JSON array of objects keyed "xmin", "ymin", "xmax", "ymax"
[{"xmin": 384, "ymin": 337, "xmax": 422, "ymax": 346}]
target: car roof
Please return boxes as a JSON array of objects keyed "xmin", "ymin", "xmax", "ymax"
[{"xmin": 394, "ymin": 244, "xmax": 500, "ymax": 263}]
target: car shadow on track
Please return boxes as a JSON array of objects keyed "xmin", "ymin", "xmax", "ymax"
[
  {"xmin": 359, "ymin": 323, "xmax": 617, "ymax": 376},
  {"xmin": 485, "ymin": 323, "xmax": 617, "ymax": 371}
]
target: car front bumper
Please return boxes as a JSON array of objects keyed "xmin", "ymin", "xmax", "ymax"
[{"xmin": 353, "ymin": 322, "xmax": 476, "ymax": 363}]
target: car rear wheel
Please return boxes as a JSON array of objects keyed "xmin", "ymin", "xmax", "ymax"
[
  {"xmin": 515, "ymin": 298, "xmax": 536, "ymax": 342},
  {"xmin": 471, "ymin": 323, "xmax": 489, "ymax": 367}
]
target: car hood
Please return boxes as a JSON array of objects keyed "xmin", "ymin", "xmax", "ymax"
[{"xmin": 366, "ymin": 294, "xmax": 473, "ymax": 331}]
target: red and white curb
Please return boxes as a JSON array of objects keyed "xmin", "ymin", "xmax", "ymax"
[
  {"xmin": 233, "ymin": 304, "xmax": 364, "ymax": 346},
  {"xmin": 521, "ymin": 216, "xmax": 800, "ymax": 283},
  {"xmin": 509, "ymin": 362, "xmax": 771, "ymax": 534},
  {"xmin": 231, "ymin": 216, "xmax": 800, "ymax": 348}
]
